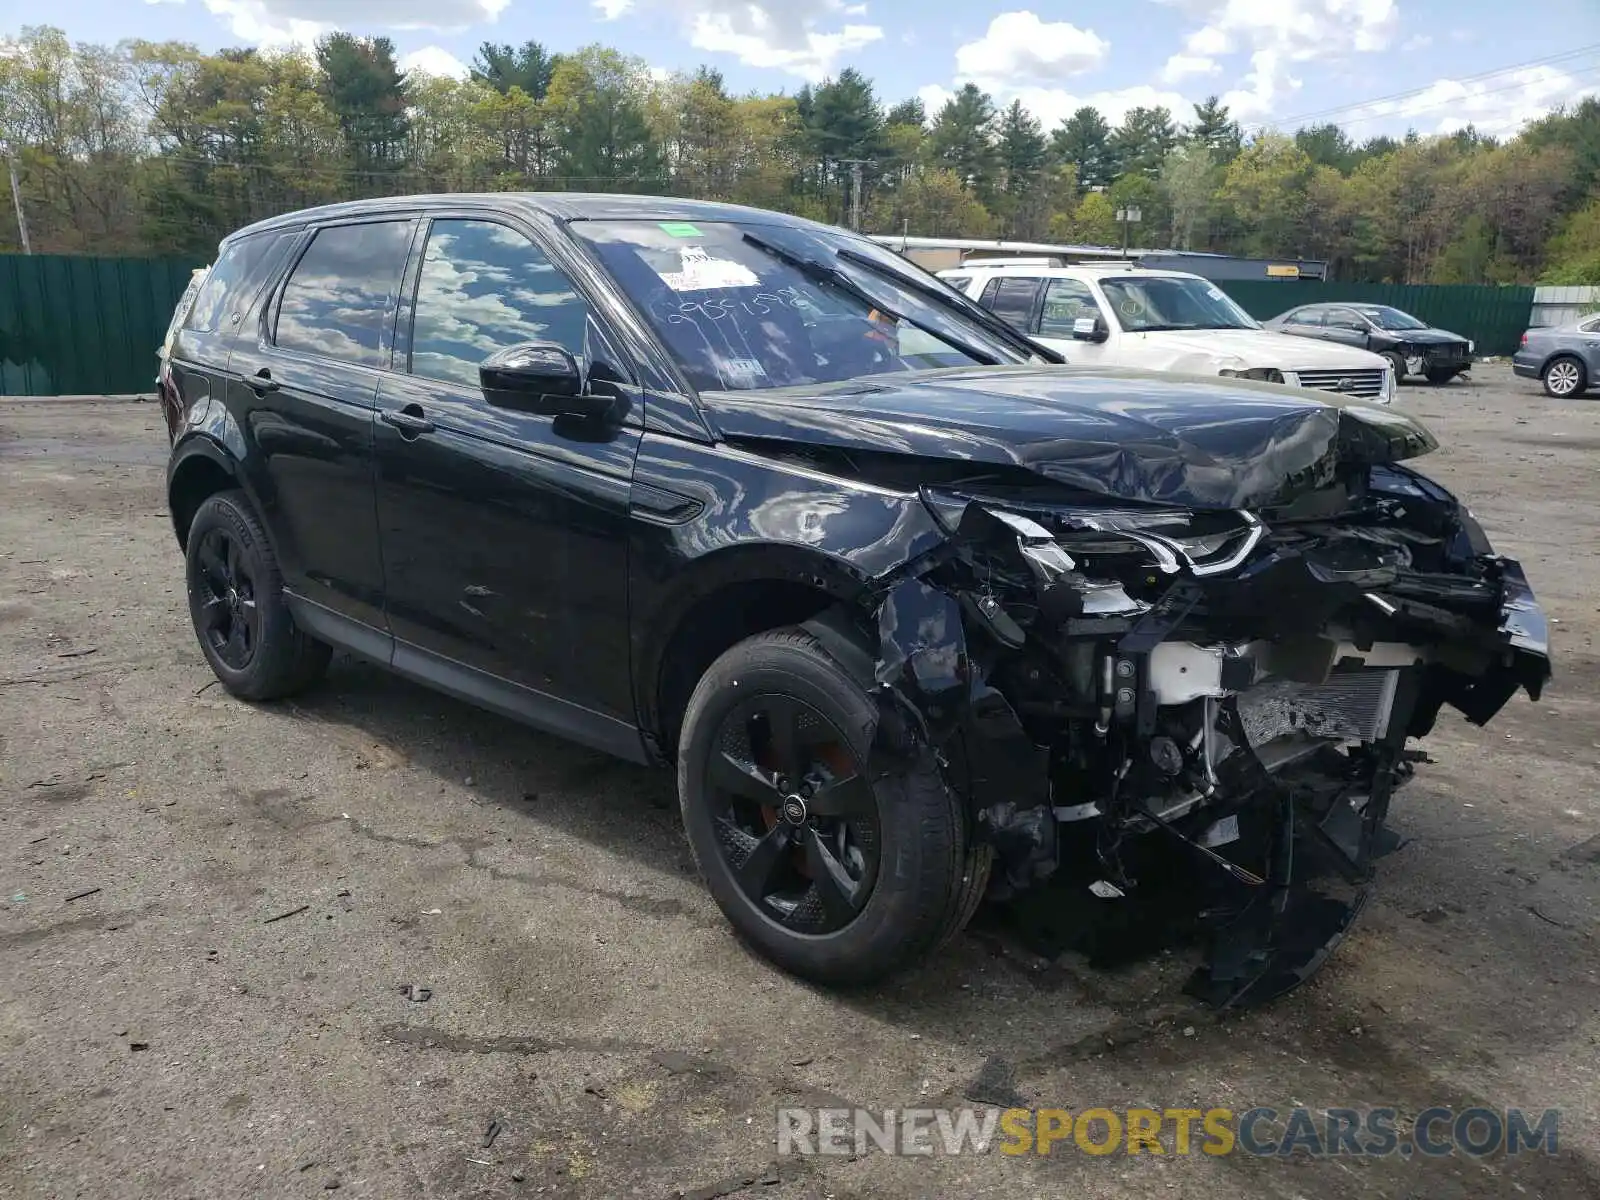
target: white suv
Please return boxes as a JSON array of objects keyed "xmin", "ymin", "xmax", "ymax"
[{"xmin": 940, "ymin": 263, "xmax": 1395, "ymax": 404}]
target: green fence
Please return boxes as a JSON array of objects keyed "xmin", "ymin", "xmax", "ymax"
[
  {"xmin": 0, "ymin": 254, "xmax": 198, "ymax": 396},
  {"xmin": 1218, "ymin": 281, "xmax": 1536, "ymax": 358},
  {"xmin": 0, "ymin": 252, "xmax": 1543, "ymax": 395}
]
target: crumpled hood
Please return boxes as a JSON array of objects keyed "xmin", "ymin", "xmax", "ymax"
[
  {"xmin": 1388, "ymin": 328, "xmax": 1467, "ymax": 346},
  {"xmin": 699, "ymin": 365, "xmax": 1438, "ymax": 511}
]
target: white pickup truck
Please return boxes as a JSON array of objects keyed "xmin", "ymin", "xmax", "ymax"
[{"xmin": 939, "ymin": 261, "xmax": 1396, "ymax": 404}]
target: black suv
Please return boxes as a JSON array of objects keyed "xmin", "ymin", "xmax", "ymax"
[{"xmin": 161, "ymin": 195, "xmax": 1549, "ymax": 1000}]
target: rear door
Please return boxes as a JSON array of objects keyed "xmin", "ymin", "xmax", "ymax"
[
  {"xmin": 1279, "ymin": 306, "xmax": 1328, "ymax": 340},
  {"xmin": 373, "ymin": 214, "xmax": 644, "ymax": 735},
  {"xmin": 229, "ymin": 217, "xmax": 417, "ymax": 637},
  {"xmin": 163, "ymin": 232, "xmax": 293, "ymax": 440},
  {"xmin": 977, "ymin": 276, "xmax": 1044, "ymax": 335}
]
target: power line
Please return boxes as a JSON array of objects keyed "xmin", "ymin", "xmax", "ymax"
[
  {"xmin": 1241, "ymin": 42, "xmax": 1600, "ymax": 132},
  {"xmin": 1327, "ymin": 67, "xmax": 1600, "ymax": 133}
]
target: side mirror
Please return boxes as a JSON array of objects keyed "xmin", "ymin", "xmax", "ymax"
[
  {"xmin": 479, "ymin": 341, "xmax": 615, "ymax": 420},
  {"xmin": 1072, "ymin": 315, "xmax": 1109, "ymax": 344}
]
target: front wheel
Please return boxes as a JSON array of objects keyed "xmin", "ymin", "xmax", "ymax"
[
  {"xmin": 1425, "ymin": 366, "xmax": 1461, "ymax": 385},
  {"xmin": 1383, "ymin": 350, "xmax": 1409, "ymax": 384},
  {"xmin": 1543, "ymin": 355, "xmax": 1587, "ymax": 398},
  {"xmin": 677, "ymin": 627, "xmax": 989, "ymax": 985}
]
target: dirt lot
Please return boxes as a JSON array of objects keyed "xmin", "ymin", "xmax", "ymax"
[{"xmin": 1, "ymin": 363, "xmax": 1597, "ymax": 1200}]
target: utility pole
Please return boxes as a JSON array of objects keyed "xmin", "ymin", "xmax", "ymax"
[
  {"xmin": 839, "ymin": 158, "xmax": 868, "ymax": 232},
  {"xmin": 7, "ymin": 155, "xmax": 30, "ymax": 255},
  {"xmin": 1115, "ymin": 205, "xmax": 1141, "ymax": 256}
]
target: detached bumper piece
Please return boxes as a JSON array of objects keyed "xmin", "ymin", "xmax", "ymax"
[{"xmin": 867, "ymin": 467, "xmax": 1551, "ymax": 1008}]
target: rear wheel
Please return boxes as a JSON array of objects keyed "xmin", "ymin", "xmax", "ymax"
[
  {"xmin": 677, "ymin": 627, "xmax": 988, "ymax": 985},
  {"xmin": 1543, "ymin": 355, "xmax": 1587, "ymax": 398},
  {"xmin": 185, "ymin": 491, "xmax": 330, "ymax": 700}
]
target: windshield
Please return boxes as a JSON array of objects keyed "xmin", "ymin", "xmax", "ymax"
[
  {"xmin": 571, "ymin": 219, "xmax": 1041, "ymax": 391},
  {"xmin": 1098, "ymin": 275, "xmax": 1259, "ymax": 333},
  {"xmin": 1359, "ymin": 306, "xmax": 1428, "ymax": 331}
]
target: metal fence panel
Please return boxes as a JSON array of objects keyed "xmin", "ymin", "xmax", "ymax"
[
  {"xmin": 1218, "ymin": 282, "xmax": 1536, "ymax": 358},
  {"xmin": 0, "ymin": 254, "xmax": 196, "ymax": 395}
]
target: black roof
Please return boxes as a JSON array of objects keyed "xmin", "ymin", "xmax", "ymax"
[{"xmin": 226, "ymin": 192, "xmax": 830, "ymax": 244}]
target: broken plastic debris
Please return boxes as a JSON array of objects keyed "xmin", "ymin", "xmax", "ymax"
[{"xmin": 1089, "ymin": 880, "xmax": 1126, "ymax": 899}]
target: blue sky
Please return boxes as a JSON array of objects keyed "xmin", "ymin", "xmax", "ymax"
[{"xmin": 15, "ymin": 0, "xmax": 1600, "ymax": 137}]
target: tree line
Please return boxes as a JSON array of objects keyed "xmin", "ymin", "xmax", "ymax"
[{"xmin": 3, "ymin": 24, "xmax": 1599, "ymax": 284}]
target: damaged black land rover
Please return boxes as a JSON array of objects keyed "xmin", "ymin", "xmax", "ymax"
[{"xmin": 161, "ymin": 196, "xmax": 1551, "ymax": 1003}]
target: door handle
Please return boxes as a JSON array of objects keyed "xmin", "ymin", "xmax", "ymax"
[
  {"xmin": 249, "ymin": 367, "xmax": 280, "ymax": 394},
  {"xmin": 381, "ymin": 404, "xmax": 435, "ymax": 437}
]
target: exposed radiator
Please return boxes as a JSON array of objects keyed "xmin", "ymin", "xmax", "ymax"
[{"xmin": 1236, "ymin": 669, "xmax": 1401, "ymax": 748}]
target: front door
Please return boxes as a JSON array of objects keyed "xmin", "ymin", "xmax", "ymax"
[
  {"xmin": 374, "ymin": 215, "xmax": 643, "ymax": 732},
  {"xmin": 1034, "ymin": 276, "xmax": 1113, "ymax": 363}
]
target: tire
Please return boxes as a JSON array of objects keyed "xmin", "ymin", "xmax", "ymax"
[
  {"xmin": 1542, "ymin": 355, "xmax": 1587, "ymax": 398},
  {"xmin": 1424, "ymin": 366, "xmax": 1459, "ymax": 385},
  {"xmin": 1383, "ymin": 350, "xmax": 1409, "ymax": 384},
  {"xmin": 677, "ymin": 627, "xmax": 989, "ymax": 985},
  {"xmin": 185, "ymin": 490, "xmax": 331, "ymax": 701}
]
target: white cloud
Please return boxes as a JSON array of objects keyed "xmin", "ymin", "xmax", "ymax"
[
  {"xmin": 200, "ymin": 0, "xmax": 505, "ymax": 44},
  {"xmin": 953, "ymin": 12, "xmax": 1109, "ymax": 89},
  {"xmin": 400, "ymin": 45, "xmax": 470, "ymax": 78},
  {"xmin": 1158, "ymin": 0, "xmax": 1397, "ymax": 126},
  {"xmin": 1351, "ymin": 66, "xmax": 1598, "ymax": 137},
  {"xmin": 1161, "ymin": 53, "xmax": 1219, "ymax": 83},
  {"xmin": 1402, "ymin": 34, "xmax": 1433, "ymax": 51},
  {"xmin": 689, "ymin": 13, "xmax": 881, "ymax": 79},
  {"xmin": 600, "ymin": 0, "xmax": 881, "ymax": 80},
  {"xmin": 1222, "ymin": 48, "xmax": 1301, "ymax": 120}
]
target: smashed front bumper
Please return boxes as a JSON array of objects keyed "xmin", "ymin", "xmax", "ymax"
[{"xmin": 857, "ymin": 467, "xmax": 1551, "ymax": 1006}]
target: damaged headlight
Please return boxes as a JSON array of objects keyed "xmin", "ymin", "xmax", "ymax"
[
  {"xmin": 921, "ymin": 489, "xmax": 1267, "ymax": 585},
  {"xmin": 1219, "ymin": 367, "xmax": 1285, "ymax": 384}
]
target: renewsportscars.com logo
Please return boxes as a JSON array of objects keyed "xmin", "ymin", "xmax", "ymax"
[{"xmin": 776, "ymin": 1106, "xmax": 1562, "ymax": 1158}]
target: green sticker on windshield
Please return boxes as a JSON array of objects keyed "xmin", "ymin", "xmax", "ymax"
[{"xmin": 659, "ymin": 222, "xmax": 703, "ymax": 237}]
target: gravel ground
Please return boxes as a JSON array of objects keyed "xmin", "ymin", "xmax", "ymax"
[{"xmin": 1, "ymin": 363, "xmax": 1597, "ymax": 1200}]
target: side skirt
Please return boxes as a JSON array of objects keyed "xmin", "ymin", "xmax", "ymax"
[{"xmin": 285, "ymin": 592, "xmax": 651, "ymax": 766}]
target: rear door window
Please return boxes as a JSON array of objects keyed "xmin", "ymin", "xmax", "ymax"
[
  {"xmin": 979, "ymin": 277, "xmax": 1043, "ymax": 330},
  {"xmin": 274, "ymin": 220, "xmax": 415, "ymax": 368}
]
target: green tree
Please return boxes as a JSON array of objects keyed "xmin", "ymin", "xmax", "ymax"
[
  {"xmin": 543, "ymin": 46, "xmax": 662, "ymax": 186},
  {"xmin": 1160, "ymin": 143, "xmax": 1216, "ymax": 249},
  {"xmin": 1051, "ymin": 106, "xmax": 1112, "ymax": 191},
  {"xmin": 928, "ymin": 83, "xmax": 997, "ymax": 196},
  {"xmin": 471, "ymin": 40, "xmax": 558, "ymax": 100},
  {"xmin": 1294, "ymin": 123, "xmax": 1358, "ymax": 173},
  {"xmin": 1064, "ymin": 190, "xmax": 1118, "ymax": 244},
  {"xmin": 1111, "ymin": 106, "xmax": 1176, "ymax": 179},
  {"xmin": 315, "ymin": 32, "xmax": 409, "ymax": 172},
  {"xmin": 1188, "ymin": 95, "xmax": 1240, "ymax": 162},
  {"xmin": 1542, "ymin": 195, "xmax": 1600, "ymax": 283},
  {"xmin": 1216, "ymin": 133, "xmax": 1314, "ymax": 257}
]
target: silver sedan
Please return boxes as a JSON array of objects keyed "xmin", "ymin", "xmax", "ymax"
[{"xmin": 1513, "ymin": 315, "xmax": 1600, "ymax": 397}]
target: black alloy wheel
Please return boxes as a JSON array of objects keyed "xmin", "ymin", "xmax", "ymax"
[
  {"xmin": 193, "ymin": 525, "xmax": 260, "ymax": 671},
  {"xmin": 708, "ymin": 692, "xmax": 880, "ymax": 933},
  {"xmin": 183, "ymin": 489, "xmax": 330, "ymax": 701},
  {"xmin": 678, "ymin": 627, "xmax": 991, "ymax": 986}
]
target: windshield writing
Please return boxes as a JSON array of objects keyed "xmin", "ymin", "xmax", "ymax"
[{"xmin": 573, "ymin": 220, "xmax": 1029, "ymax": 391}]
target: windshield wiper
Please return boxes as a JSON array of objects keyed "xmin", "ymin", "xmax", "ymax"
[
  {"xmin": 834, "ymin": 247, "xmax": 1063, "ymax": 365},
  {"xmin": 739, "ymin": 231, "xmax": 1002, "ymax": 366}
]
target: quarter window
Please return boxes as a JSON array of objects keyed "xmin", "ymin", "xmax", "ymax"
[
  {"xmin": 409, "ymin": 219, "xmax": 589, "ymax": 387},
  {"xmin": 1037, "ymin": 279, "xmax": 1101, "ymax": 337},
  {"xmin": 274, "ymin": 220, "xmax": 414, "ymax": 368},
  {"xmin": 185, "ymin": 232, "xmax": 285, "ymax": 334}
]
